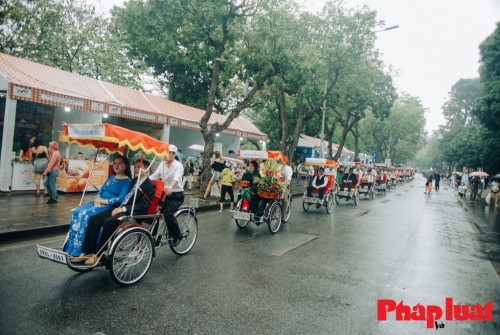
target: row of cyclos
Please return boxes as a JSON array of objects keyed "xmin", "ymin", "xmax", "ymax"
[
  {"xmin": 302, "ymin": 161, "xmax": 416, "ymax": 207},
  {"xmin": 36, "ymin": 123, "xmax": 198, "ymax": 286}
]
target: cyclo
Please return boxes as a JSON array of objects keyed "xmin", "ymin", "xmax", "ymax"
[
  {"xmin": 334, "ymin": 162, "xmax": 361, "ymax": 206},
  {"xmin": 389, "ymin": 166, "xmax": 398, "ymax": 189},
  {"xmin": 374, "ymin": 163, "xmax": 389, "ymax": 194},
  {"xmin": 301, "ymin": 158, "xmax": 337, "ymax": 214},
  {"xmin": 36, "ymin": 123, "xmax": 198, "ymax": 286},
  {"xmin": 358, "ymin": 163, "xmax": 376, "ymax": 200},
  {"xmin": 231, "ymin": 150, "xmax": 291, "ymax": 234}
]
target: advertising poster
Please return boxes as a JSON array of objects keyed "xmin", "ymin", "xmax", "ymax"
[
  {"xmin": 11, "ymin": 164, "xmax": 37, "ymax": 191},
  {"xmin": 56, "ymin": 159, "xmax": 109, "ymax": 193}
]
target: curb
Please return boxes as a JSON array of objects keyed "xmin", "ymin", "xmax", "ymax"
[{"xmin": 0, "ymin": 192, "xmax": 303, "ymax": 244}]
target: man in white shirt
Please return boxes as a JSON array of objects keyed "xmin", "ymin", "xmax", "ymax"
[
  {"xmin": 296, "ymin": 162, "xmax": 302, "ymax": 186},
  {"xmin": 361, "ymin": 167, "xmax": 376, "ymax": 189},
  {"xmin": 150, "ymin": 144, "xmax": 185, "ymax": 245},
  {"xmin": 307, "ymin": 167, "xmax": 328, "ymax": 200},
  {"xmin": 280, "ymin": 161, "xmax": 293, "ymax": 222},
  {"xmin": 308, "ymin": 164, "xmax": 315, "ymax": 187}
]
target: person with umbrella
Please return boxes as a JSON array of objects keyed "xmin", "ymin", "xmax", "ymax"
[
  {"xmin": 489, "ymin": 174, "xmax": 500, "ymax": 206},
  {"xmin": 423, "ymin": 170, "xmax": 433, "ymax": 195},
  {"xmin": 434, "ymin": 170, "xmax": 441, "ymax": 191}
]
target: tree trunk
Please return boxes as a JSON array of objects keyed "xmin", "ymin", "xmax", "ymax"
[
  {"xmin": 351, "ymin": 122, "xmax": 360, "ymax": 161},
  {"xmin": 199, "ymin": 134, "xmax": 215, "ymax": 197},
  {"xmin": 287, "ymin": 106, "xmax": 309, "ymax": 163},
  {"xmin": 278, "ymin": 87, "xmax": 288, "ymax": 154},
  {"xmin": 325, "ymin": 121, "xmax": 335, "ymax": 159}
]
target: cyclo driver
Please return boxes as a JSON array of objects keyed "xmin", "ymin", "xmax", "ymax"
[
  {"xmin": 150, "ymin": 144, "xmax": 184, "ymax": 245},
  {"xmin": 280, "ymin": 159, "xmax": 293, "ymax": 223}
]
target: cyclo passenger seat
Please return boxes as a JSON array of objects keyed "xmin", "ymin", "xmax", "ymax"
[
  {"xmin": 310, "ymin": 175, "xmax": 334, "ymax": 196},
  {"xmin": 118, "ymin": 180, "xmax": 165, "ymax": 226}
]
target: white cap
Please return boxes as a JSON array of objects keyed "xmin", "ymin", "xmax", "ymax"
[{"xmin": 169, "ymin": 144, "xmax": 178, "ymax": 154}]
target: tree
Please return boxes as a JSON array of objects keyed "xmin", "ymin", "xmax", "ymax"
[
  {"xmin": 114, "ymin": 0, "xmax": 281, "ymax": 195},
  {"xmin": 360, "ymin": 94, "xmax": 426, "ymax": 164},
  {"xmin": 474, "ymin": 22, "xmax": 500, "ymax": 132},
  {"xmin": 441, "ymin": 78, "xmax": 482, "ymax": 127},
  {"xmin": 0, "ymin": 0, "xmax": 143, "ymax": 88}
]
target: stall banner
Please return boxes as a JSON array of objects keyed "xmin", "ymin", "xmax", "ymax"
[
  {"xmin": 11, "ymin": 164, "xmax": 37, "ymax": 191},
  {"xmin": 57, "ymin": 159, "xmax": 109, "ymax": 193},
  {"xmin": 66, "ymin": 124, "xmax": 105, "ymax": 138}
]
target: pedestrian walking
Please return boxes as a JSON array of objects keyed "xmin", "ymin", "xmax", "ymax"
[
  {"xmin": 461, "ymin": 168, "xmax": 471, "ymax": 198},
  {"xmin": 219, "ymin": 162, "xmax": 235, "ymax": 213},
  {"xmin": 296, "ymin": 162, "xmax": 302, "ymax": 186},
  {"xmin": 488, "ymin": 177, "xmax": 499, "ymax": 207},
  {"xmin": 458, "ymin": 182, "xmax": 466, "ymax": 202},
  {"xmin": 424, "ymin": 173, "xmax": 433, "ymax": 195},
  {"xmin": 31, "ymin": 138, "xmax": 49, "ymax": 196},
  {"xmin": 43, "ymin": 141, "xmax": 60, "ymax": 204},
  {"xmin": 434, "ymin": 171, "xmax": 441, "ymax": 191},
  {"xmin": 469, "ymin": 176, "xmax": 479, "ymax": 203},
  {"xmin": 476, "ymin": 176, "xmax": 485, "ymax": 201},
  {"xmin": 182, "ymin": 158, "xmax": 193, "ymax": 190}
]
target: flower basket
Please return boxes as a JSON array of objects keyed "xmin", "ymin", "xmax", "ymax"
[
  {"xmin": 258, "ymin": 190, "xmax": 279, "ymax": 199},
  {"xmin": 240, "ymin": 181, "xmax": 251, "ymax": 188}
]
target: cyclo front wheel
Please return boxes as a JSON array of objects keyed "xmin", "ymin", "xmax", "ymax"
[
  {"xmin": 282, "ymin": 195, "xmax": 291, "ymax": 223},
  {"xmin": 170, "ymin": 210, "xmax": 198, "ymax": 256},
  {"xmin": 267, "ymin": 202, "xmax": 282, "ymax": 234},
  {"xmin": 325, "ymin": 192, "xmax": 334, "ymax": 214},
  {"xmin": 109, "ymin": 228, "xmax": 154, "ymax": 286}
]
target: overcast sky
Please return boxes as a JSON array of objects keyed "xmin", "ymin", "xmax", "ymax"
[{"xmin": 94, "ymin": 0, "xmax": 500, "ymax": 132}]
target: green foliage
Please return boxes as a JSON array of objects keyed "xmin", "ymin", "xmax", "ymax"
[
  {"xmin": 442, "ymin": 78, "xmax": 482, "ymax": 126},
  {"xmin": 0, "ymin": 0, "xmax": 144, "ymax": 88},
  {"xmin": 360, "ymin": 93, "xmax": 426, "ymax": 164},
  {"xmin": 474, "ymin": 22, "xmax": 500, "ymax": 131}
]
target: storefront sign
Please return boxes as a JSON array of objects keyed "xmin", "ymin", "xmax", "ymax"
[
  {"xmin": 13, "ymin": 86, "xmax": 32, "ymax": 98},
  {"xmin": 158, "ymin": 116, "xmax": 167, "ymax": 123},
  {"xmin": 181, "ymin": 120, "xmax": 200, "ymax": 129},
  {"xmin": 124, "ymin": 110, "xmax": 156, "ymax": 121},
  {"xmin": 239, "ymin": 150, "xmax": 268, "ymax": 159},
  {"xmin": 11, "ymin": 163, "xmax": 37, "ymax": 191},
  {"xmin": 242, "ymin": 132, "xmax": 248, "ymax": 138},
  {"xmin": 236, "ymin": 131, "xmax": 242, "ymax": 137},
  {"xmin": 247, "ymin": 133, "xmax": 262, "ymax": 140},
  {"xmin": 221, "ymin": 129, "xmax": 236, "ymax": 135},
  {"xmin": 91, "ymin": 102, "xmax": 104, "ymax": 112},
  {"xmin": 109, "ymin": 106, "xmax": 121, "ymax": 115},
  {"xmin": 67, "ymin": 124, "xmax": 105, "ymax": 138},
  {"xmin": 170, "ymin": 118, "xmax": 179, "ymax": 125},
  {"xmin": 41, "ymin": 94, "xmax": 84, "ymax": 106}
]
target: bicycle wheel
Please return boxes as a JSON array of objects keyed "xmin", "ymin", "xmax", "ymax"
[
  {"xmin": 325, "ymin": 193, "xmax": 334, "ymax": 214},
  {"xmin": 109, "ymin": 229, "xmax": 154, "ymax": 286},
  {"xmin": 234, "ymin": 200, "xmax": 249, "ymax": 229},
  {"xmin": 354, "ymin": 192, "xmax": 359, "ymax": 206},
  {"xmin": 335, "ymin": 192, "xmax": 340, "ymax": 204},
  {"xmin": 267, "ymin": 202, "xmax": 282, "ymax": 234},
  {"xmin": 170, "ymin": 211, "xmax": 198, "ymax": 255},
  {"xmin": 302, "ymin": 201, "xmax": 310, "ymax": 211},
  {"xmin": 282, "ymin": 196, "xmax": 291, "ymax": 223}
]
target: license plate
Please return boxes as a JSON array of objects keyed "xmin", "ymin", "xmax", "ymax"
[
  {"xmin": 303, "ymin": 197, "xmax": 320, "ymax": 204},
  {"xmin": 37, "ymin": 245, "xmax": 66, "ymax": 264},
  {"xmin": 338, "ymin": 191, "xmax": 349, "ymax": 196},
  {"xmin": 232, "ymin": 212, "xmax": 251, "ymax": 221}
]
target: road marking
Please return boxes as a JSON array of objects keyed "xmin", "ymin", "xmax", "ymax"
[
  {"xmin": 395, "ymin": 194, "xmax": 401, "ymax": 196},
  {"xmin": 356, "ymin": 210, "xmax": 369, "ymax": 217},
  {"xmin": 271, "ymin": 235, "xmax": 318, "ymax": 256},
  {"xmin": 468, "ymin": 222, "xmax": 479, "ymax": 234},
  {"xmin": 491, "ymin": 261, "xmax": 500, "ymax": 281},
  {"xmin": 381, "ymin": 200, "xmax": 390, "ymax": 203},
  {"xmin": 0, "ymin": 237, "xmax": 65, "ymax": 252}
]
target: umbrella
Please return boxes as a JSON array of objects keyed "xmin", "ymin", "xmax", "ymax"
[
  {"xmin": 223, "ymin": 156, "xmax": 244, "ymax": 165},
  {"xmin": 188, "ymin": 144, "xmax": 205, "ymax": 151},
  {"xmin": 471, "ymin": 171, "xmax": 489, "ymax": 177}
]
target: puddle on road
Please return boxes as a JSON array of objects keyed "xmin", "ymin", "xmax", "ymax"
[{"xmin": 355, "ymin": 210, "xmax": 369, "ymax": 217}]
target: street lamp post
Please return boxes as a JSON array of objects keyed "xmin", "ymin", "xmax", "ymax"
[
  {"xmin": 374, "ymin": 25, "xmax": 399, "ymax": 33},
  {"xmin": 320, "ymin": 79, "xmax": 327, "ymax": 159}
]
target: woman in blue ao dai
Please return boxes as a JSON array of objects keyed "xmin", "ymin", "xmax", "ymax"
[{"xmin": 64, "ymin": 155, "xmax": 132, "ymax": 257}]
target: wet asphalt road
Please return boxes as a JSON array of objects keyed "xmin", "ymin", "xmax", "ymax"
[{"xmin": 1, "ymin": 175, "xmax": 499, "ymax": 335}]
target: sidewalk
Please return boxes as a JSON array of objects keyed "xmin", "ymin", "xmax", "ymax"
[{"xmin": 0, "ymin": 184, "xmax": 306, "ymax": 242}]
